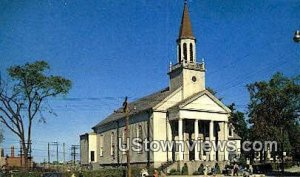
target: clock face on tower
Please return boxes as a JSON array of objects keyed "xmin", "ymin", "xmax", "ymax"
[{"xmin": 192, "ymin": 76, "xmax": 197, "ymax": 82}]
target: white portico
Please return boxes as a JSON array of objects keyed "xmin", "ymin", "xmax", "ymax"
[{"xmin": 167, "ymin": 90, "xmax": 231, "ymax": 162}]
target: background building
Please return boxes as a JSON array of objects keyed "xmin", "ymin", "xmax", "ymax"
[
  {"xmin": 0, "ymin": 148, "xmax": 5, "ymax": 169},
  {"xmin": 1, "ymin": 146, "xmax": 33, "ymax": 169}
]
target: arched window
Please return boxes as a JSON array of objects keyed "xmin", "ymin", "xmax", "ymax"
[
  {"xmin": 137, "ymin": 125, "xmax": 143, "ymax": 153},
  {"xmin": 183, "ymin": 43, "xmax": 187, "ymax": 63},
  {"xmin": 122, "ymin": 130, "xmax": 126, "ymax": 154},
  {"xmin": 190, "ymin": 43, "xmax": 193, "ymax": 62},
  {"xmin": 99, "ymin": 135, "xmax": 104, "ymax": 157},
  {"xmin": 178, "ymin": 45, "xmax": 181, "ymax": 63},
  {"xmin": 111, "ymin": 132, "xmax": 115, "ymax": 158},
  {"xmin": 137, "ymin": 125, "xmax": 143, "ymax": 139}
]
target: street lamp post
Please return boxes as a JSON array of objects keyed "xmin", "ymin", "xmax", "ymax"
[{"xmin": 294, "ymin": 30, "xmax": 300, "ymax": 43}]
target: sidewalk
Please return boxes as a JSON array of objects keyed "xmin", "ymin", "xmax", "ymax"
[{"xmin": 285, "ymin": 166, "xmax": 300, "ymax": 173}]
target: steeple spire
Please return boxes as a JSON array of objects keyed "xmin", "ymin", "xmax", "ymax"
[
  {"xmin": 176, "ymin": 1, "xmax": 196, "ymax": 64},
  {"xmin": 178, "ymin": 1, "xmax": 195, "ymax": 40}
]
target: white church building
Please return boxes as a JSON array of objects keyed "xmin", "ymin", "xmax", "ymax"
[{"xmin": 80, "ymin": 2, "xmax": 241, "ymax": 170}]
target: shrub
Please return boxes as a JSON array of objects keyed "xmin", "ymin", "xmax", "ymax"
[
  {"xmin": 284, "ymin": 161, "xmax": 294, "ymax": 168},
  {"xmin": 8, "ymin": 172, "xmax": 42, "ymax": 177},
  {"xmin": 253, "ymin": 163, "xmax": 273, "ymax": 173},
  {"xmin": 169, "ymin": 168, "xmax": 177, "ymax": 174},
  {"xmin": 131, "ymin": 167, "xmax": 144, "ymax": 177},
  {"xmin": 168, "ymin": 168, "xmax": 181, "ymax": 175},
  {"xmin": 81, "ymin": 169, "xmax": 124, "ymax": 177},
  {"xmin": 192, "ymin": 171, "xmax": 202, "ymax": 175}
]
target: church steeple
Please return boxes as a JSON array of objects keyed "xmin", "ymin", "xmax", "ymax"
[
  {"xmin": 177, "ymin": 1, "xmax": 196, "ymax": 64},
  {"xmin": 169, "ymin": 1, "xmax": 205, "ymax": 99}
]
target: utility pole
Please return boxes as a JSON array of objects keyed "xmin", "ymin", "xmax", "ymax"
[
  {"xmin": 57, "ymin": 143, "xmax": 59, "ymax": 163},
  {"xmin": 48, "ymin": 142, "xmax": 59, "ymax": 164},
  {"xmin": 63, "ymin": 143, "xmax": 65, "ymax": 164},
  {"xmin": 19, "ymin": 143, "xmax": 23, "ymax": 168},
  {"xmin": 53, "ymin": 142, "xmax": 59, "ymax": 163},
  {"xmin": 71, "ymin": 145, "xmax": 79, "ymax": 164},
  {"xmin": 123, "ymin": 97, "xmax": 131, "ymax": 177},
  {"xmin": 48, "ymin": 143, "xmax": 50, "ymax": 164}
]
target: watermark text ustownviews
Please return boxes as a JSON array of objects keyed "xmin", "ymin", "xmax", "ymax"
[{"xmin": 118, "ymin": 138, "xmax": 277, "ymax": 153}]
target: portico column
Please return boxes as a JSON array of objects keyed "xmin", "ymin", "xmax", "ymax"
[
  {"xmin": 178, "ymin": 119, "xmax": 184, "ymax": 161},
  {"xmin": 200, "ymin": 139, "xmax": 203, "ymax": 160},
  {"xmin": 194, "ymin": 120, "xmax": 199, "ymax": 160},
  {"xmin": 224, "ymin": 121, "xmax": 229, "ymax": 161},
  {"xmin": 209, "ymin": 120, "xmax": 214, "ymax": 161}
]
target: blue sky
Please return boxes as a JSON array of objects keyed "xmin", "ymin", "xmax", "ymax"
[{"xmin": 0, "ymin": 0, "xmax": 299, "ymax": 162}]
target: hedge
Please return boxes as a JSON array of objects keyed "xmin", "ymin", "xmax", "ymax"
[{"xmin": 3, "ymin": 168, "xmax": 146, "ymax": 177}]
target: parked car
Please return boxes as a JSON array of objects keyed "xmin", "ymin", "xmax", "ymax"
[{"xmin": 42, "ymin": 172, "xmax": 63, "ymax": 177}]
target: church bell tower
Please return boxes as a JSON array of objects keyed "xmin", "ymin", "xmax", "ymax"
[{"xmin": 169, "ymin": 1, "xmax": 206, "ymax": 99}]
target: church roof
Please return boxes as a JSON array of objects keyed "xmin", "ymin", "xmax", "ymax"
[
  {"xmin": 92, "ymin": 87, "xmax": 173, "ymax": 129},
  {"xmin": 178, "ymin": 2, "xmax": 195, "ymax": 40}
]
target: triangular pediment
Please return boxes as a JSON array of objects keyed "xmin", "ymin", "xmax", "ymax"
[{"xmin": 179, "ymin": 90, "xmax": 231, "ymax": 113}]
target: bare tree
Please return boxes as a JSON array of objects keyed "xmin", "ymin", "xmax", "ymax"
[{"xmin": 0, "ymin": 61, "xmax": 71, "ymax": 169}]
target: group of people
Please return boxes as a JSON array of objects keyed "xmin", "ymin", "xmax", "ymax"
[
  {"xmin": 197, "ymin": 163, "xmax": 221, "ymax": 175},
  {"xmin": 141, "ymin": 163, "xmax": 254, "ymax": 177},
  {"xmin": 224, "ymin": 163, "xmax": 253, "ymax": 176}
]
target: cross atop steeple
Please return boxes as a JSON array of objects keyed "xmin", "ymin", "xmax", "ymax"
[{"xmin": 178, "ymin": 1, "xmax": 195, "ymax": 40}]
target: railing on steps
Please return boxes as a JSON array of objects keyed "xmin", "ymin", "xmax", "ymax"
[{"xmin": 158, "ymin": 161, "xmax": 175, "ymax": 174}]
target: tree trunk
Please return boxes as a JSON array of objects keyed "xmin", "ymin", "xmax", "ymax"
[
  {"xmin": 23, "ymin": 148, "xmax": 28, "ymax": 169},
  {"xmin": 21, "ymin": 140, "xmax": 29, "ymax": 170}
]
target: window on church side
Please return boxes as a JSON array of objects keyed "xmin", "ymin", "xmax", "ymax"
[
  {"xmin": 190, "ymin": 43, "xmax": 193, "ymax": 62},
  {"xmin": 183, "ymin": 43, "xmax": 187, "ymax": 62},
  {"xmin": 137, "ymin": 124, "xmax": 143, "ymax": 153},
  {"xmin": 178, "ymin": 45, "xmax": 181, "ymax": 63},
  {"xmin": 99, "ymin": 135, "xmax": 104, "ymax": 157},
  {"xmin": 122, "ymin": 130, "xmax": 126, "ymax": 155},
  {"xmin": 111, "ymin": 132, "xmax": 115, "ymax": 158}
]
